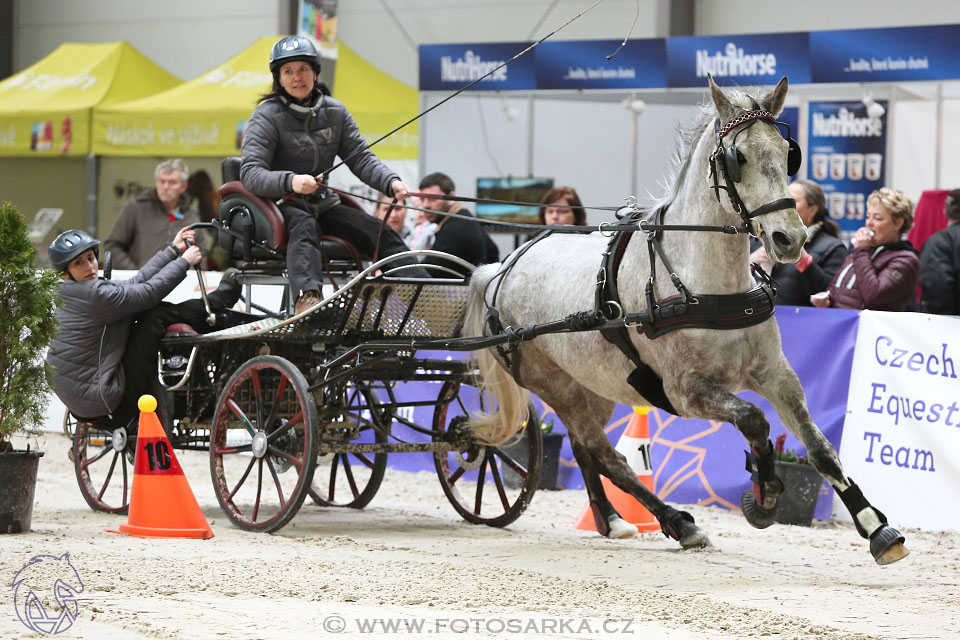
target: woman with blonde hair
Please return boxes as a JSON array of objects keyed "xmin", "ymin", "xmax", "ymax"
[{"xmin": 811, "ymin": 187, "xmax": 919, "ymax": 310}]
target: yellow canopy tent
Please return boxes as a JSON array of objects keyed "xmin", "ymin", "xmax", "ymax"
[
  {"xmin": 92, "ymin": 37, "xmax": 276, "ymax": 157},
  {"xmin": 0, "ymin": 42, "xmax": 180, "ymax": 237},
  {"xmin": 0, "ymin": 42, "xmax": 180, "ymax": 157},
  {"xmin": 333, "ymin": 43, "xmax": 418, "ymax": 159}
]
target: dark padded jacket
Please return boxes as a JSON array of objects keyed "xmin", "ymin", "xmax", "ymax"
[
  {"xmin": 918, "ymin": 224, "xmax": 960, "ymax": 315},
  {"xmin": 240, "ymin": 92, "xmax": 398, "ymax": 213},
  {"xmin": 752, "ymin": 226, "xmax": 848, "ymax": 306},
  {"xmin": 826, "ymin": 240, "xmax": 919, "ymax": 311},
  {"xmin": 422, "ymin": 214, "xmax": 500, "ymax": 278},
  {"xmin": 46, "ymin": 249, "xmax": 189, "ymax": 418}
]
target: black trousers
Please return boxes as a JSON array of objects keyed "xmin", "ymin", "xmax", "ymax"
[
  {"xmin": 105, "ymin": 287, "xmax": 237, "ymax": 430},
  {"xmin": 282, "ymin": 202, "xmax": 427, "ymax": 297}
]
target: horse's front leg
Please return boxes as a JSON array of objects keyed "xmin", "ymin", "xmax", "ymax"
[
  {"xmin": 668, "ymin": 371, "xmax": 784, "ymax": 527},
  {"xmin": 758, "ymin": 356, "xmax": 908, "ymax": 565}
]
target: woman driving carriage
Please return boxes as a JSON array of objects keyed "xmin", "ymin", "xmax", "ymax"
[
  {"xmin": 240, "ymin": 36, "xmax": 427, "ymax": 316},
  {"xmin": 45, "ymin": 228, "xmax": 243, "ymax": 431}
]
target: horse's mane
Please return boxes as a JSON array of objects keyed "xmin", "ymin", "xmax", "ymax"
[{"xmin": 650, "ymin": 88, "xmax": 756, "ymax": 215}]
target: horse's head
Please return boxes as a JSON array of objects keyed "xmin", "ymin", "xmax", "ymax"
[{"xmin": 708, "ymin": 75, "xmax": 806, "ymax": 263}]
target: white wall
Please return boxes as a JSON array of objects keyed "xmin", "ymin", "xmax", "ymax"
[
  {"xmin": 697, "ymin": 0, "xmax": 960, "ymax": 35},
  {"xmin": 14, "ymin": 0, "xmax": 283, "ymax": 80}
]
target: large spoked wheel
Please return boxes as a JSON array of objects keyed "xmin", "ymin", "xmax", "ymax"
[
  {"xmin": 309, "ymin": 382, "xmax": 388, "ymax": 508},
  {"xmin": 433, "ymin": 379, "xmax": 543, "ymax": 527},
  {"xmin": 73, "ymin": 418, "xmax": 137, "ymax": 514},
  {"xmin": 209, "ymin": 355, "xmax": 318, "ymax": 533},
  {"xmin": 72, "ymin": 391, "xmax": 171, "ymax": 514}
]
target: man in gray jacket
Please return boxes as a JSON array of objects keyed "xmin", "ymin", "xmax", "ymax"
[
  {"xmin": 46, "ymin": 227, "xmax": 240, "ymax": 430},
  {"xmin": 104, "ymin": 158, "xmax": 202, "ymax": 269}
]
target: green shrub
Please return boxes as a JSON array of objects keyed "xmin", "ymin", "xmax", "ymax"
[{"xmin": 0, "ymin": 202, "xmax": 59, "ymax": 447}]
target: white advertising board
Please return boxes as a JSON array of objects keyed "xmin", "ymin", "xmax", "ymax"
[{"xmin": 838, "ymin": 311, "xmax": 960, "ymax": 531}]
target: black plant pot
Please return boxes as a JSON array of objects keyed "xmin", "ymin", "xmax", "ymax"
[
  {"xmin": 502, "ymin": 432, "xmax": 565, "ymax": 490},
  {"xmin": 774, "ymin": 460, "xmax": 824, "ymax": 527},
  {"xmin": 0, "ymin": 448, "xmax": 44, "ymax": 534}
]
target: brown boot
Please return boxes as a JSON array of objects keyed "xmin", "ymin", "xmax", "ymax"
[{"xmin": 294, "ymin": 290, "xmax": 322, "ymax": 315}]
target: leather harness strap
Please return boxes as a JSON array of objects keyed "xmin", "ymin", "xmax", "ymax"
[{"xmin": 594, "ymin": 207, "xmax": 776, "ymax": 416}]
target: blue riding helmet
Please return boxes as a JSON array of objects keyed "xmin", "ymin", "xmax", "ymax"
[
  {"xmin": 49, "ymin": 229, "xmax": 99, "ymax": 272},
  {"xmin": 269, "ymin": 36, "xmax": 322, "ymax": 75}
]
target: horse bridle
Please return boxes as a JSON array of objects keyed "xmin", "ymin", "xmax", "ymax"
[{"xmin": 709, "ymin": 107, "xmax": 802, "ymax": 238}]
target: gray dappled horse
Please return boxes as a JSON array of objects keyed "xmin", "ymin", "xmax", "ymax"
[{"xmin": 463, "ymin": 76, "xmax": 908, "ymax": 565}]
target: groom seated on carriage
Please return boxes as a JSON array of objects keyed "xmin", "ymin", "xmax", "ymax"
[{"xmin": 45, "ymin": 227, "xmax": 244, "ymax": 432}]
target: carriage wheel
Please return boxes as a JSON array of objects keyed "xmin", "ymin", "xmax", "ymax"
[
  {"xmin": 433, "ymin": 379, "xmax": 543, "ymax": 527},
  {"xmin": 63, "ymin": 409, "xmax": 77, "ymax": 438},
  {"xmin": 73, "ymin": 418, "xmax": 137, "ymax": 514},
  {"xmin": 309, "ymin": 382, "xmax": 388, "ymax": 509},
  {"xmin": 72, "ymin": 391, "xmax": 172, "ymax": 514},
  {"xmin": 209, "ymin": 355, "xmax": 318, "ymax": 533}
]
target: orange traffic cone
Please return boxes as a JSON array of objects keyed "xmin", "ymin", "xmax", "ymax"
[
  {"xmin": 107, "ymin": 395, "xmax": 214, "ymax": 539},
  {"xmin": 576, "ymin": 406, "xmax": 660, "ymax": 533}
]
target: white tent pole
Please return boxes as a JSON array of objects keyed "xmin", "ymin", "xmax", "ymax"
[
  {"xmin": 935, "ymin": 82, "xmax": 943, "ymax": 189},
  {"xmin": 526, "ymin": 93, "xmax": 535, "ymax": 178},
  {"xmin": 630, "ymin": 109, "xmax": 638, "ymax": 198},
  {"xmin": 86, "ymin": 153, "xmax": 98, "ymax": 236}
]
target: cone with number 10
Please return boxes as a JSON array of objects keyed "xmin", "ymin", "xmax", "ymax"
[
  {"xmin": 575, "ymin": 406, "xmax": 660, "ymax": 533},
  {"xmin": 107, "ymin": 395, "xmax": 213, "ymax": 539}
]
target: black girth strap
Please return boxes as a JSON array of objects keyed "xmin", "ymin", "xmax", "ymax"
[
  {"xmin": 637, "ymin": 284, "xmax": 775, "ymax": 339},
  {"xmin": 598, "ymin": 215, "xmax": 680, "ymax": 415}
]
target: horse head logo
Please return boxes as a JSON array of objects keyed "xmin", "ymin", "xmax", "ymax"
[{"xmin": 12, "ymin": 553, "xmax": 85, "ymax": 635}]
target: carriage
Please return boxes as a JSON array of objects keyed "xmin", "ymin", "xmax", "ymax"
[{"xmin": 68, "ymin": 157, "xmax": 545, "ymax": 533}]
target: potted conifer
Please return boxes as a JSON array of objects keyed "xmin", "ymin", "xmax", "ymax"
[{"xmin": 0, "ymin": 202, "xmax": 59, "ymax": 533}]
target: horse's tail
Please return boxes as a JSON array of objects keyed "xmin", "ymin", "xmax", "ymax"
[{"xmin": 462, "ymin": 264, "xmax": 530, "ymax": 446}]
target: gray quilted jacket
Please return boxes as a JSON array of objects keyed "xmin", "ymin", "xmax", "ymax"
[
  {"xmin": 46, "ymin": 249, "xmax": 189, "ymax": 418},
  {"xmin": 239, "ymin": 93, "xmax": 399, "ymax": 212}
]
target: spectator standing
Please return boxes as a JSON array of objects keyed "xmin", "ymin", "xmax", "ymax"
[
  {"xmin": 749, "ymin": 179, "xmax": 848, "ymax": 305},
  {"xmin": 105, "ymin": 159, "xmax": 201, "ymax": 269},
  {"xmin": 414, "ymin": 172, "xmax": 499, "ymax": 277},
  {"xmin": 811, "ymin": 187, "xmax": 918, "ymax": 311},
  {"xmin": 538, "ymin": 186, "xmax": 586, "ymax": 226},
  {"xmin": 918, "ymin": 188, "xmax": 960, "ymax": 314},
  {"xmin": 186, "ymin": 169, "xmax": 226, "ymax": 269}
]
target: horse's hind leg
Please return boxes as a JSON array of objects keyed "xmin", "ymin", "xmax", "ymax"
[
  {"xmin": 517, "ymin": 360, "xmax": 708, "ymax": 547},
  {"xmin": 758, "ymin": 358, "xmax": 908, "ymax": 565}
]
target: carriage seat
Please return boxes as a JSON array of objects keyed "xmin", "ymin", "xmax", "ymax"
[
  {"xmin": 217, "ymin": 157, "xmax": 364, "ymax": 267},
  {"xmin": 165, "ymin": 323, "xmax": 198, "ymax": 338}
]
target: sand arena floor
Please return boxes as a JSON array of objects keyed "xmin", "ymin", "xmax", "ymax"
[{"xmin": 1, "ymin": 432, "xmax": 957, "ymax": 640}]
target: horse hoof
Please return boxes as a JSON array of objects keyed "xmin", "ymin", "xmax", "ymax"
[
  {"xmin": 679, "ymin": 528, "xmax": 712, "ymax": 549},
  {"xmin": 740, "ymin": 490, "xmax": 777, "ymax": 529},
  {"xmin": 606, "ymin": 518, "xmax": 637, "ymax": 539},
  {"xmin": 871, "ymin": 526, "xmax": 908, "ymax": 565}
]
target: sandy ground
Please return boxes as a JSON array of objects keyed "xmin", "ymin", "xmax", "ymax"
[{"xmin": 1, "ymin": 431, "xmax": 958, "ymax": 640}]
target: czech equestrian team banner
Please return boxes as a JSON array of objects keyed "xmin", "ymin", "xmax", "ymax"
[
  {"xmin": 418, "ymin": 43, "xmax": 537, "ymax": 91},
  {"xmin": 419, "ymin": 23, "xmax": 960, "ymax": 90},
  {"xmin": 810, "ymin": 25, "xmax": 960, "ymax": 83},
  {"xmin": 664, "ymin": 32, "xmax": 810, "ymax": 88},
  {"xmin": 839, "ymin": 311, "xmax": 960, "ymax": 531},
  {"xmin": 535, "ymin": 39, "xmax": 666, "ymax": 90},
  {"xmin": 806, "ymin": 100, "xmax": 888, "ymax": 244}
]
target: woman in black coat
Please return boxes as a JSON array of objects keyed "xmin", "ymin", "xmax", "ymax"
[{"xmin": 750, "ymin": 179, "xmax": 848, "ymax": 306}]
